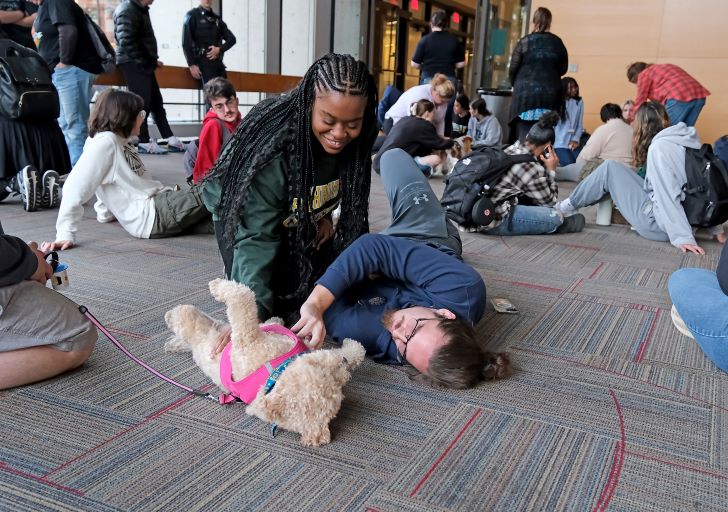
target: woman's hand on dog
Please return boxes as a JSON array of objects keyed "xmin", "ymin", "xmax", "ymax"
[{"xmin": 210, "ymin": 324, "xmax": 233, "ymax": 358}]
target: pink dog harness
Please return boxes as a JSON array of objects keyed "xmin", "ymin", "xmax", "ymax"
[{"xmin": 219, "ymin": 324, "xmax": 309, "ymax": 405}]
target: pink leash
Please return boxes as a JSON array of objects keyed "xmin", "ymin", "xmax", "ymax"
[{"xmin": 79, "ymin": 305, "xmax": 218, "ymax": 402}]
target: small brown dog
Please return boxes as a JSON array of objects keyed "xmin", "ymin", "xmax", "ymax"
[
  {"xmin": 164, "ymin": 279, "xmax": 366, "ymax": 447},
  {"xmin": 435, "ymin": 136, "xmax": 473, "ymax": 176}
]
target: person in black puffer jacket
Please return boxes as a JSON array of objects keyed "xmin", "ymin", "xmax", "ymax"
[
  {"xmin": 508, "ymin": 7, "xmax": 568, "ymax": 143},
  {"xmin": 113, "ymin": 0, "xmax": 184, "ymax": 154}
]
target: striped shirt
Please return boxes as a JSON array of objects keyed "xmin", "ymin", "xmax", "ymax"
[{"xmin": 634, "ymin": 64, "xmax": 709, "ymax": 113}]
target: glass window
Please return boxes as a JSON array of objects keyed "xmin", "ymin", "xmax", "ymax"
[{"xmin": 409, "ymin": 0, "xmax": 425, "ymax": 21}]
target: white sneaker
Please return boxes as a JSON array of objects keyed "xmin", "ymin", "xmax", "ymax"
[
  {"xmin": 554, "ymin": 198, "xmax": 577, "ymax": 217},
  {"xmin": 138, "ymin": 141, "xmax": 168, "ymax": 155},
  {"xmin": 670, "ymin": 305, "xmax": 695, "ymax": 339},
  {"xmin": 166, "ymin": 136, "xmax": 185, "ymax": 153}
]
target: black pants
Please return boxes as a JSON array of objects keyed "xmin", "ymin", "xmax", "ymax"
[
  {"xmin": 198, "ymin": 59, "xmax": 227, "ymax": 85},
  {"xmin": 118, "ymin": 62, "xmax": 173, "ymax": 143}
]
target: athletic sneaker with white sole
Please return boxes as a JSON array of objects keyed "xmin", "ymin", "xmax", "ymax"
[
  {"xmin": 16, "ymin": 165, "xmax": 40, "ymax": 211},
  {"xmin": 42, "ymin": 170, "xmax": 61, "ymax": 209},
  {"xmin": 166, "ymin": 135, "xmax": 185, "ymax": 153},
  {"xmin": 138, "ymin": 141, "xmax": 168, "ymax": 155}
]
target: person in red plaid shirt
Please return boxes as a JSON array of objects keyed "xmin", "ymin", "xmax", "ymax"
[{"xmin": 627, "ymin": 62, "xmax": 710, "ymax": 127}]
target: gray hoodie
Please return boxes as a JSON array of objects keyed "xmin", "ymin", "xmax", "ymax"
[{"xmin": 645, "ymin": 123, "xmax": 701, "ymax": 248}]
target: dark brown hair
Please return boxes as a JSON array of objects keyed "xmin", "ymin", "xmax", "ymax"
[
  {"xmin": 409, "ymin": 99, "xmax": 435, "ymax": 117},
  {"xmin": 469, "ymin": 97, "xmax": 491, "ymax": 117},
  {"xmin": 631, "ymin": 102, "xmax": 670, "ymax": 168},
  {"xmin": 88, "ymin": 89, "xmax": 144, "ymax": 138},
  {"xmin": 414, "ymin": 317, "xmax": 513, "ymax": 389},
  {"xmin": 204, "ymin": 77, "xmax": 236, "ymax": 102},
  {"xmin": 627, "ymin": 62, "xmax": 649, "ymax": 83},
  {"xmin": 430, "ymin": 11, "xmax": 448, "ymax": 29},
  {"xmin": 532, "ymin": 7, "xmax": 552, "ymax": 32}
]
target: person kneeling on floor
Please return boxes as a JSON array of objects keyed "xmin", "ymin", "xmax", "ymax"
[
  {"xmin": 41, "ymin": 89, "xmax": 212, "ymax": 252},
  {"xmin": 0, "ymin": 221, "xmax": 96, "ymax": 389}
]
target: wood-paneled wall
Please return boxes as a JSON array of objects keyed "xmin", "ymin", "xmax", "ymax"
[{"xmin": 538, "ymin": 0, "xmax": 727, "ymax": 143}]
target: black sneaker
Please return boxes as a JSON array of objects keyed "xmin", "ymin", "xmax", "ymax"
[
  {"xmin": 556, "ymin": 213, "xmax": 586, "ymax": 233},
  {"xmin": 41, "ymin": 170, "xmax": 61, "ymax": 208},
  {"xmin": 17, "ymin": 165, "xmax": 40, "ymax": 212}
]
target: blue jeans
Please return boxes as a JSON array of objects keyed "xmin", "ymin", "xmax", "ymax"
[
  {"xmin": 665, "ymin": 98, "xmax": 706, "ymax": 127},
  {"xmin": 555, "ymin": 147, "xmax": 576, "ymax": 166},
  {"xmin": 485, "ymin": 205, "xmax": 562, "ymax": 236},
  {"xmin": 52, "ymin": 66, "xmax": 95, "ymax": 166},
  {"xmin": 668, "ymin": 268, "xmax": 728, "ymax": 372}
]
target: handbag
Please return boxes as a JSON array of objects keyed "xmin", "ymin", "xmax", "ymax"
[{"xmin": 0, "ymin": 39, "xmax": 59, "ymax": 119}]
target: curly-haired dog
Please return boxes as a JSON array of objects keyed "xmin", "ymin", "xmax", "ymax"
[{"xmin": 164, "ymin": 278, "xmax": 366, "ymax": 447}]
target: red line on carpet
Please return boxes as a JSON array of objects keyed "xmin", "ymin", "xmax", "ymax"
[
  {"xmin": 409, "ymin": 408, "xmax": 483, "ymax": 497},
  {"xmin": 624, "ymin": 449, "xmax": 728, "ymax": 480},
  {"xmin": 488, "ymin": 277, "xmax": 563, "ymax": 293},
  {"xmin": 44, "ymin": 390, "xmax": 205, "ymax": 477},
  {"xmin": 588, "ymin": 262, "xmax": 606, "ymax": 280},
  {"xmin": 514, "ymin": 347, "xmax": 728, "ymax": 414},
  {"xmin": 593, "ymin": 389, "xmax": 626, "ymax": 512},
  {"xmin": 0, "ymin": 462, "xmax": 84, "ymax": 496},
  {"xmin": 107, "ymin": 327, "xmax": 151, "ymax": 341},
  {"xmin": 634, "ymin": 308, "xmax": 660, "ymax": 363}
]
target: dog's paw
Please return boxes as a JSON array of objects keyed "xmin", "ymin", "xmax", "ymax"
[
  {"xmin": 209, "ymin": 278, "xmax": 254, "ymax": 304},
  {"xmin": 340, "ymin": 339, "xmax": 366, "ymax": 368},
  {"xmin": 164, "ymin": 305, "xmax": 193, "ymax": 329},
  {"xmin": 164, "ymin": 335, "xmax": 191, "ymax": 353}
]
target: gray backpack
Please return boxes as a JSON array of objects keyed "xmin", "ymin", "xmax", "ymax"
[{"xmin": 184, "ymin": 117, "xmax": 235, "ymax": 181}]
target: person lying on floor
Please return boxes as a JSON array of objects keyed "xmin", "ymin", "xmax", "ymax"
[
  {"xmin": 0, "ymin": 221, "xmax": 96, "ymax": 389},
  {"xmin": 669, "ymin": 241, "xmax": 728, "ymax": 372},
  {"xmin": 554, "ymin": 102, "xmax": 725, "ymax": 254},
  {"xmin": 292, "ymin": 148, "xmax": 513, "ymax": 389},
  {"xmin": 464, "ymin": 110, "xmax": 586, "ymax": 236},
  {"xmin": 41, "ymin": 89, "xmax": 212, "ymax": 252}
]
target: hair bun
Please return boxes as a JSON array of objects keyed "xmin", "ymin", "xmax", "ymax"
[
  {"xmin": 538, "ymin": 110, "xmax": 560, "ymax": 129},
  {"xmin": 481, "ymin": 352, "xmax": 513, "ymax": 380}
]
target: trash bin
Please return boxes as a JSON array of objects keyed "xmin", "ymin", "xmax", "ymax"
[{"xmin": 477, "ymin": 88, "xmax": 512, "ymax": 142}]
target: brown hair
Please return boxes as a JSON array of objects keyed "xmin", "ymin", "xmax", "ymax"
[
  {"xmin": 409, "ymin": 99, "xmax": 435, "ymax": 117},
  {"xmin": 413, "ymin": 317, "xmax": 513, "ymax": 389},
  {"xmin": 204, "ymin": 77, "xmax": 236, "ymax": 102},
  {"xmin": 88, "ymin": 89, "xmax": 144, "ymax": 138},
  {"xmin": 627, "ymin": 62, "xmax": 649, "ymax": 83},
  {"xmin": 631, "ymin": 102, "xmax": 670, "ymax": 168},
  {"xmin": 430, "ymin": 11, "xmax": 448, "ymax": 29},
  {"xmin": 532, "ymin": 7, "xmax": 552, "ymax": 32},
  {"xmin": 430, "ymin": 74, "xmax": 456, "ymax": 100}
]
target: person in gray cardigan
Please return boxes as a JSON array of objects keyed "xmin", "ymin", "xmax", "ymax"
[{"xmin": 0, "ymin": 221, "xmax": 96, "ymax": 389}]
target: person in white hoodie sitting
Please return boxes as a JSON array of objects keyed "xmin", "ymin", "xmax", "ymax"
[
  {"xmin": 555, "ymin": 102, "xmax": 725, "ymax": 255},
  {"xmin": 41, "ymin": 89, "xmax": 211, "ymax": 251},
  {"xmin": 467, "ymin": 98, "xmax": 501, "ymax": 148}
]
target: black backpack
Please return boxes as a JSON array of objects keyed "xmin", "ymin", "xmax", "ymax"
[
  {"xmin": 441, "ymin": 146, "xmax": 535, "ymax": 225},
  {"xmin": 682, "ymin": 143, "xmax": 728, "ymax": 227},
  {"xmin": 83, "ymin": 13, "xmax": 116, "ymax": 74},
  {"xmin": 0, "ymin": 39, "xmax": 59, "ymax": 120}
]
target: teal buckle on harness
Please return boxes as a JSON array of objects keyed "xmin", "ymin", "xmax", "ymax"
[{"xmin": 264, "ymin": 354, "xmax": 303, "ymax": 438}]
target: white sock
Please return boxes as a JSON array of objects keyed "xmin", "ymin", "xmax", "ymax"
[{"xmin": 556, "ymin": 198, "xmax": 577, "ymax": 217}]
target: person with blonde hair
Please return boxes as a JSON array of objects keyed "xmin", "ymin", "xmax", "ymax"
[{"xmin": 382, "ymin": 74, "xmax": 456, "ymax": 137}]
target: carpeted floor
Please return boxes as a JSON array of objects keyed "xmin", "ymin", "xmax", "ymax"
[{"xmin": 1, "ymin": 153, "xmax": 726, "ymax": 511}]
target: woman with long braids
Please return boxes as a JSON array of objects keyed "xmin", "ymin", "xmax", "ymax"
[{"xmin": 203, "ymin": 53, "xmax": 378, "ymax": 322}]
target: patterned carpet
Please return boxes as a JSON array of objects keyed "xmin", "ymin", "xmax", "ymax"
[{"xmin": 1, "ymin": 153, "xmax": 726, "ymax": 511}]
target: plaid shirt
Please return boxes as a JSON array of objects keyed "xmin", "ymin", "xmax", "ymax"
[
  {"xmin": 634, "ymin": 64, "xmax": 710, "ymax": 113},
  {"xmin": 486, "ymin": 141, "xmax": 559, "ymax": 229}
]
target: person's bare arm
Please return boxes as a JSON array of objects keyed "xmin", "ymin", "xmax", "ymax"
[{"xmin": 0, "ymin": 10, "xmax": 23, "ymax": 24}]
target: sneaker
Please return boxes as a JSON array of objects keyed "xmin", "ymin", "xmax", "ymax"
[
  {"xmin": 554, "ymin": 198, "xmax": 577, "ymax": 218},
  {"xmin": 166, "ymin": 136, "xmax": 185, "ymax": 153},
  {"xmin": 138, "ymin": 141, "xmax": 168, "ymax": 155},
  {"xmin": 16, "ymin": 165, "xmax": 40, "ymax": 212},
  {"xmin": 670, "ymin": 305, "xmax": 694, "ymax": 339},
  {"xmin": 556, "ymin": 213, "xmax": 586, "ymax": 233},
  {"xmin": 41, "ymin": 170, "xmax": 61, "ymax": 209}
]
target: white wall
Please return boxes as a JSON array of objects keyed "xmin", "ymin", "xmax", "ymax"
[
  {"xmin": 280, "ymin": 0, "xmax": 315, "ymax": 76},
  {"xmin": 333, "ymin": 0, "xmax": 362, "ymax": 59}
]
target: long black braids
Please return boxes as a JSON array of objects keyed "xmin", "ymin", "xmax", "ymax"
[{"xmin": 206, "ymin": 53, "xmax": 378, "ymax": 315}]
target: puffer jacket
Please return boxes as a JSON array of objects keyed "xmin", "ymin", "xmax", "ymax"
[{"xmin": 113, "ymin": 0, "xmax": 158, "ymax": 69}]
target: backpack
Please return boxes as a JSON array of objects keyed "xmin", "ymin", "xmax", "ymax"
[
  {"xmin": 0, "ymin": 39, "xmax": 59, "ymax": 120},
  {"xmin": 440, "ymin": 146, "xmax": 535, "ymax": 225},
  {"xmin": 682, "ymin": 143, "xmax": 728, "ymax": 227},
  {"xmin": 83, "ymin": 13, "xmax": 116, "ymax": 74},
  {"xmin": 183, "ymin": 118, "xmax": 235, "ymax": 182}
]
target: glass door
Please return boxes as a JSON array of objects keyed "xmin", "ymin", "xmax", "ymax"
[
  {"xmin": 481, "ymin": 0, "xmax": 529, "ymax": 89},
  {"xmin": 372, "ymin": 1, "xmax": 400, "ymax": 96}
]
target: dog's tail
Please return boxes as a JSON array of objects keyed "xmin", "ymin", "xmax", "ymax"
[{"xmin": 338, "ymin": 339, "xmax": 366, "ymax": 370}]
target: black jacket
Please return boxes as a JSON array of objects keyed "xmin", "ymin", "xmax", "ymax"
[
  {"xmin": 0, "ymin": 222, "xmax": 37, "ymax": 287},
  {"xmin": 372, "ymin": 116, "xmax": 454, "ymax": 172},
  {"xmin": 182, "ymin": 6, "xmax": 236, "ymax": 66},
  {"xmin": 113, "ymin": 0, "xmax": 157, "ymax": 70},
  {"xmin": 508, "ymin": 32, "xmax": 568, "ymax": 121}
]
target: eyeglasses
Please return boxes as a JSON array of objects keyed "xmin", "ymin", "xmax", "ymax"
[
  {"xmin": 138, "ymin": 110, "xmax": 147, "ymax": 119},
  {"xmin": 211, "ymin": 97, "xmax": 238, "ymax": 113},
  {"xmin": 396, "ymin": 317, "xmax": 440, "ymax": 363}
]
